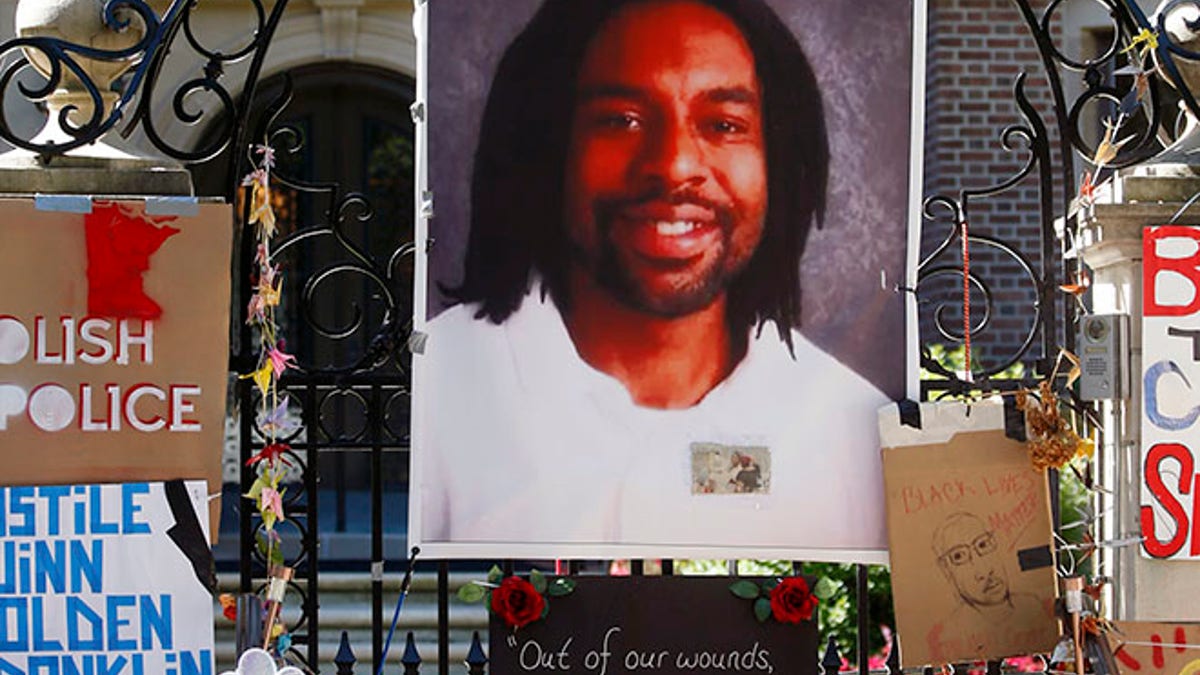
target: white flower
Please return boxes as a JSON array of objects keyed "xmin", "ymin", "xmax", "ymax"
[{"xmin": 220, "ymin": 649, "xmax": 304, "ymax": 675}]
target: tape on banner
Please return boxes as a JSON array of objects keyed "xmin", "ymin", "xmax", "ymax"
[
  {"xmin": 267, "ymin": 577, "xmax": 288, "ymax": 603},
  {"xmin": 165, "ymin": 479, "xmax": 218, "ymax": 593},
  {"xmin": 35, "ymin": 194, "xmax": 92, "ymax": 213},
  {"xmin": 1017, "ymin": 544, "xmax": 1054, "ymax": 571},
  {"xmin": 1065, "ymin": 588, "xmax": 1084, "ymax": 613},
  {"xmin": 897, "ymin": 399, "xmax": 921, "ymax": 429},
  {"xmin": 1003, "ymin": 394, "xmax": 1028, "ymax": 442},
  {"xmin": 145, "ymin": 196, "xmax": 200, "ymax": 217},
  {"xmin": 409, "ymin": 331, "xmax": 428, "ymax": 354}
]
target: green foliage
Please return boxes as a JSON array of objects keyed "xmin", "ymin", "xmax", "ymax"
[
  {"xmin": 804, "ymin": 563, "xmax": 893, "ymax": 657},
  {"xmin": 753, "ymin": 597, "xmax": 772, "ymax": 623},
  {"xmin": 531, "ymin": 568, "xmax": 548, "ymax": 594},
  {"xmin": 922, "ymin": 343, "xmax": 1026, "ymax": 381},
  {"xmin": 729, "ymin": 580, "xmax": 761, "ymax": 600},
  {"xmin": 254, "ymin": 532, "xmax": 284, "ymax": 567},
  {"xmin": 1057, "ymin": 464, "xmax": 1095, "ymax": 577},
  {"xmin": 457, "ymin": 582, "xmax": 487, "ymax": 604},
  {"xmin": 547, "ymin": 578, "xmax": 576, "ymax": 597},
  {"xmin": 812, "ymin": 576, "xmax": 838, "ymax": 601},
  {"xmin": 679, "ymin": 559, "xmax": 893, "ymax": 657}
]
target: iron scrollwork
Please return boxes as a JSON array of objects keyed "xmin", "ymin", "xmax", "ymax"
[
  {"xmin": 918, "ymin": 0, "xmax": 1200, "ymax": 394},
  {"xmin": 235, "ymin": 74, "xmax": 415, "ymax": 670},
  {"xmin": 0, "ymin": 0, "xmax": 289, "ymax": 198}
]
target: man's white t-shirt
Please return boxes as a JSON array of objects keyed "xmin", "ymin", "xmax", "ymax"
[{"xmin": 415, "ymin": 291, "xmax": 890, "ymax": 557}]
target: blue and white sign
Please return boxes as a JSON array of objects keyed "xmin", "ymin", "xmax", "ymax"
[{"xmin": 0, "ymin": 481, "xmax": 215, "ymax": 674}]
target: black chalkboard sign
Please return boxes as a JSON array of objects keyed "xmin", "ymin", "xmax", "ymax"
[{"xmin": 488, "ymin": 576, "xmax": 818, "ymax": 675}]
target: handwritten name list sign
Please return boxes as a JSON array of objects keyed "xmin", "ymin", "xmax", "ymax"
[
  {"xmin": 0, "ymin": 481, "xmax": 215, "ymax": 674},
  {"xmin": 489, "ymin": 577, "xmax": 817, "ymax": 675}
]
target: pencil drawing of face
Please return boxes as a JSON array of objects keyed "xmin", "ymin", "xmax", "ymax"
[{"xmin": 932, "ymin": 512, "xmax": 1009, "ymax": 607}]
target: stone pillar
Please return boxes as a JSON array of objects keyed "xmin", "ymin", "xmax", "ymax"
[
  {"xmin": 1075, "ymin": 168, "xmax": 1200, "ymax": 620},
  {"xmin": 0, "ymin": 0, "xmax": 191, "ymax": 195}
]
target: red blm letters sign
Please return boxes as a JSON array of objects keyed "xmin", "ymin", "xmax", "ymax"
[{"xmin": 1141, "ymin": 225, "xmax": 1200, "ymax": 559}]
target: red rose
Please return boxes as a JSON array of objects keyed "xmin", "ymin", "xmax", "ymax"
[
  {"xmin": 491, "ymin": 576, "xmax": 546, "ymax": 629},
  {"xmin": 769, "ymin": 576, "xmax": 817, "ymax": 623}
]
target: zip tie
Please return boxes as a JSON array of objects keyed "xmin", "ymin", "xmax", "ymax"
[
  {"xmin": 1056, "ymin": 535, "xmax": 1145, "ymax": 551},
  {"xmin": 1118, "ymin": 640, "xmax": 1200, "ymax": 650},
  {"xmin": 1170, "ymin": 188, "xmax": 1200, "ymax": 223}
]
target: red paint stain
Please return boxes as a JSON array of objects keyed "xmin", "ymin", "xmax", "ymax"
[
  {"xmin": 1115, "ymin": 646, "xmax": 1142, "ymax": 671},
  {"xmin": 84, "ymin": 202, "xmax": 179, "ymax": 319}
]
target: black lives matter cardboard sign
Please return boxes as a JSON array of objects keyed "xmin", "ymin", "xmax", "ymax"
[
  {"xmin": 879, "ymin": 401, "xmax": 1059, "ymax": 666},
  {"xmin": 489, "ymin": 577, "xmax": 817, "ymax": 675},
  {"xmin": 0, "ymin": 199, "xmax": 232, "ymax": 492}
]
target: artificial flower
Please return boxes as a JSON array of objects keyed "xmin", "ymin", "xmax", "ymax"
[
  {"xmin": 258, "ymin": 397, "xmax": 297, "ymax": 436},
  {"xmin": 491, "ymin": 576, "xmax": 546, "ymax": 629},
  {"xmin": 256, "ymin": 144, "xmax": 277, "ymax": 169},
  {"xmin": 240, "ymin": 362, "xmax": 273, "ymax": 397},
  {"xmin": 260, "ymin": 487, "xmax": 285, "ymax": 530},
  {"xmin": 769, "ymin": 576, "xmax": 817, "ymax": 624},
  {"xmin": 267, "ymin": 347, "xmax": 297, "ymax": 378},
  {"xmin": 246, "ymin": 442, "xmax": 293, "ymax": 468},
  {"xmin": 219, "ymin": 593, "xmax": 237, "ymax": 622}
]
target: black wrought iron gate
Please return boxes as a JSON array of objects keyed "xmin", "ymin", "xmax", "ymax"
[
  {"xmin": 224, "ymin": 0, "xmax": 1194, "ymax": 671},
  {"xmin": 3, "ymin": 0, "xmax": 1197, "ymax": 671}
]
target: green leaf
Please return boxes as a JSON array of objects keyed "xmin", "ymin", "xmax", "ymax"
[
  {"xmin": 457, "ymin": 582, "xmax": 487, "ymax": 604},
  {"xmin": 530, "ymin": 569, "xmax": 548, "ymax": 594},
  {"xmin": 541, "ymin": 600, "xmax": 550, "ymax": 619},
  {"xmin": 269, "ymin": 545, "xmax": 284, "ymax": 567},
  {"xmin": 547, "ymin": 578, "xmax": 576, "ymax": 597},
  {"xmin": 812, "ymin": 576, "xmax": 839, "ymax": 601},
  {"xmin": 763, "ymin": 577, "xmax": 780, "ymax": 591},
  {"xmin": 754, "ymin": 597, "xmax": 772, "ymax": 623},
  {"xmin": 730, "ymin": 580, "xmax": 761, "ymax": 600},
  {"xmin": 487, "ymin": 565, "xmax": 504, "ymax": 584}
]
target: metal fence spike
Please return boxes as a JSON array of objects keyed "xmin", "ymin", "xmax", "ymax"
[
  {"xmin": 886, "ymin": 632, "xmax": 901, "ymax": 672},
  {"xmin": 402, "ymin": 630, "xmax": 422, "ymax": 674},
  {"xmin": 335, "ymin": 630, "xmax": 357, "ymax": 674},
  {"xmin": 821, "ymin": 635, "xmax": 843, "ymax": 674},
  {"xmin": 466, "ymin": 631, "xmax": 488, "ymax": 675}
]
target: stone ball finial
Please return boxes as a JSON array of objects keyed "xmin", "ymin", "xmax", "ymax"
[
  {"xmin": 13, "ymin": 0, "xmax": 166, "ymax": 146},
  {"xmin": 0, "ymin": 0, "xmax": 193, "ymax": 196}
]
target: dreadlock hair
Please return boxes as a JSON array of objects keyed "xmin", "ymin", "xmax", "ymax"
[{"xmin": 445, "ymin": 0, "xmax": 829, "ymax": 352}]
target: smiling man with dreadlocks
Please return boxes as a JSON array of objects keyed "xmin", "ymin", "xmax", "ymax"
[{"xmin": 416, "ymin": 0, "xmax": 890, "ymax": 554}]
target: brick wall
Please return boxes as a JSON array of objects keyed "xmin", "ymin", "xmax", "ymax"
[{"xmin": 922, "ymin": 0, "xmax": 1064, "ymax": 377}]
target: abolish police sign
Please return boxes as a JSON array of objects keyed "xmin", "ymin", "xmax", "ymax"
[
  {"xmin": 1141, "ymin": 225, "xmax": 1200, "ymax": 559},
  {"xmin": 0, "ymin": 480, "xmax": 215, "ymax": 674},
  {"xmin": 0, "ymin": 199, "xmax": 231, "ymax": 492}
]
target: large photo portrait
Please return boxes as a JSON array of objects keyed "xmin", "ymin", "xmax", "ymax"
[{"xmin": 409, "ymin": 0, "xmax": 924, "ymax": 561}]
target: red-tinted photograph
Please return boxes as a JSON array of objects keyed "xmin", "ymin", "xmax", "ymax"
[{"xmin": 411, "ymin": 0, "xmax": 922, "ymax": 560}]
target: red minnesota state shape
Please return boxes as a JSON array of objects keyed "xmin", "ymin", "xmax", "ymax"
[{"xmin": 84, "ymin": 202, "xmax": 180, "ymax": 319}]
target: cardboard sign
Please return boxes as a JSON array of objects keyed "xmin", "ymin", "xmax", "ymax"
[
  {"xmin": 488, "ymin": 577, "xmax": 817, "ymax": 675},
  {"xmin": 0, "ymin": 480, "xmax": 216, "ymax": 673},
  {"xmin": 0, "ymin": 199, "xmax": 232, "ymax": 493},
  {"xmin": 880, "ymin": 401, "xmax": 1058, "ymax": 666},
  {"xmin": 1111, "ymin": 621, "xmax": 1200, "ymax": 674},
  {"xmin": 1141, "ymin": 225, "xmax": 1200, "ymax": 559}
]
